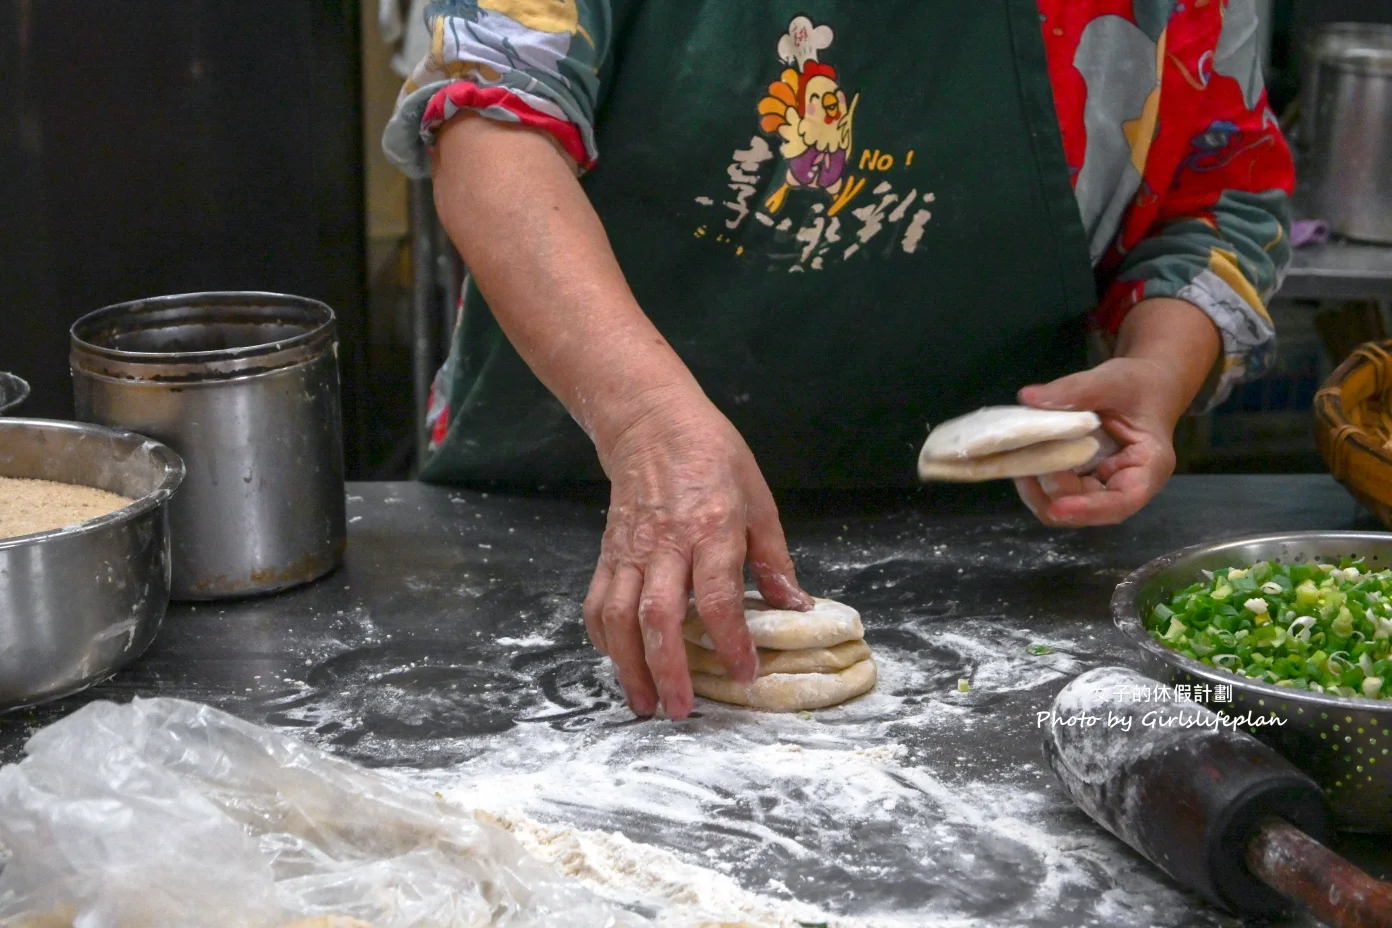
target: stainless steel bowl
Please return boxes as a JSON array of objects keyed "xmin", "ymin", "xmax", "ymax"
[
  {"xmin": 1113, "ymin": 532, "xmax": 1392, "ymax": 833},
  {"xmin": 0, "ymin": 373, "xmax": 30, "ymax": 414},
  {"xmin": 0, "ymin": 419, "xmax": 184, "ymax": 711}
]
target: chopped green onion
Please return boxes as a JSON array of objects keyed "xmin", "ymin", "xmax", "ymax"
[{"xmin": 1148, "ymin": 559, "xmax": 1392, "ymax": 700}]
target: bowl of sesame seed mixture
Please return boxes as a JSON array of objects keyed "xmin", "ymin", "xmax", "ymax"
[{"xmin": 0, "ymin": 418, "xmax": 184, "ymax": 710}]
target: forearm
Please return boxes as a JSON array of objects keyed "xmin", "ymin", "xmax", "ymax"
[
  {"xmin": 1113, "ymin": 297, "xmax": 1222, "ymax": 426},
  {"xmin": 430, "ymin": 115, "xmax": 708, "ymax": 459}
]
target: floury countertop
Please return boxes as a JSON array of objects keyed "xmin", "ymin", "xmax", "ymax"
[{"xmin": 2, "ymin": 477, "xmax": 1389, "ymax": 926}]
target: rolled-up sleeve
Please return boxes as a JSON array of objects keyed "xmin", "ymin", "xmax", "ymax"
[
  {"xmin": 382, "ymin": 0, "xmax": 609, "ymax": 178},
  {"xmin": 1099, "ymin": 189, "xmax": 1291, "ymax": 411},
  {"xmin": 1088, "ymin": 0, "xmax": 1295, "ymax": 412}
]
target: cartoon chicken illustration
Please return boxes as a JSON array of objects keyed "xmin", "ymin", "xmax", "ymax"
[{"xmin": 758, "ymin": 18, "xmax": 863, "ymax": 217}]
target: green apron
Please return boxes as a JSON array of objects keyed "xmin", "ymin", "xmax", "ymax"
[{"xmin": 421, "ymin": 0, "xmax": 1096, "ymax": 488}]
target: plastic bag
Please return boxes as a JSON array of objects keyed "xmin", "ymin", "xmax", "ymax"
[{"xmin": 0, "ymin": 698, "xmax": 641, "ymax": 928}]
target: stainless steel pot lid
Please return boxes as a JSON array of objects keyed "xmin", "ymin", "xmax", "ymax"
[{"xmin": 0, "ymin": 373, "xmax": 30, "ymax": 414}]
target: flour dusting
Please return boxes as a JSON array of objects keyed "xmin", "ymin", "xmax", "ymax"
[
  {"xmin": 484, "ymin": 810, "xmax": 870, "ymax": 927},
  {"xmin": 496, "ymin": 635, "xmax": 557, "ymax": 648},
  {"xmin": 261, "ymin": 523, "xmax": 1230, "ymax": 927}
]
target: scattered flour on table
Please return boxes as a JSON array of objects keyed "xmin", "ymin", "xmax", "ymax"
[
  {"xmin": 270, "ymin": 546, "xmax": 1227, "ymax": 928},
  {"xmin": 483, "ymin": 809, "xmax": 875, "ymax": 928},
  {"xmin": 495, "ymin": 635, "xmax": 556, "ymax": 648},
  {"xmin": 365, "ymin": 643, "xmax": 1219, "ymax": 926}
]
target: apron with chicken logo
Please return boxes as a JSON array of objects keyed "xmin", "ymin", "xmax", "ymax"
[{"xmin": 421, "ymin": 0, "xmax": 1097, "ymax": 487}]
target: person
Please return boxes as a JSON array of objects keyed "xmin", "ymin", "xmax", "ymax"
[{"xmin": 383, "ymin": 0, "xmax": 1294, "ymax": 720}]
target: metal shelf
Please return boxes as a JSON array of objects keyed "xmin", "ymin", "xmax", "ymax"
[{"xmin": 1281, "ymin": 238, "xmax": 1392, "ymax": 301}]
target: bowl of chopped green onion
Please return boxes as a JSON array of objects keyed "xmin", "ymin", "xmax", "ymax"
[{"xmin": 1112, "ymin": 531, "xmax": 1392, "ymax": 833}]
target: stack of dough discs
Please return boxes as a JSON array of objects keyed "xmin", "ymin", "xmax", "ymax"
[
  {"xmin": 682, "ymin": 594, "xmax": 875, "ymax": 711},
  {"xmin": 917, "ymin": 406, "xmax": 1106, "ymax": 482}
]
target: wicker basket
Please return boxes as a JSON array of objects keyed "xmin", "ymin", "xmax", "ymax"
[{"xmin": 1314, "ymin": 340, "xmax": 1392, "ymax": 526}]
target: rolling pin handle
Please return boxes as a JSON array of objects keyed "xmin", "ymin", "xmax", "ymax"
[{"xmin": 1246, "ymin": 817, "xmax": 1392, "ymax": 928}]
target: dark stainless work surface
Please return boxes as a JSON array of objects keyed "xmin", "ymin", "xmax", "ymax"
[{"xmin": 1, "ymin": 476, "xmax": 1389, "ymax": 925}]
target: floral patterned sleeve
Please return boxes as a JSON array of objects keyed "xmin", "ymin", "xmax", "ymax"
[
  {"xmin": 1040, "ymin": 0, "xmax": 1296, "ymax": 411},
  {"xmin": 382, "ymin": 0, "xmax": 610, "ymax": 178}
]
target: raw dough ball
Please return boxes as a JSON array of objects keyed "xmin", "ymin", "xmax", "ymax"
[
  {"xmin": 684, "ymin": 639, "xmax": 872, "ymax": 677},
  {"xmin": 920, "ymin": 406, "xmax": 1101, "ymax": 460},
  {"xmin": 690, "ymin": 659, "xmax": 877, "ymax": 711},
  {"xmin": 681, "ymin": 595, "xmax": 863, "ymax": 651},
  {"xmin": 918, "ymin": 435, "xmax": 1100, "ymax": 483}
]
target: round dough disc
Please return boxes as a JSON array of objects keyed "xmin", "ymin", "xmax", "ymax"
[
  {"xmin": 918, "ymin": 435, "xmax": 1099, "ymax": 483},
  {"xmin": 685, "ymin": 639, "xmax": 872, "ymax": 677},
  {"xmin": 919, "ymin": 406, "xmax": 1101, "ymax": 461},
  {"xmin": 681, "ymin": 595, "xmax": 863, "ymax": 651},
  {"xmin": 691, "ymin": 659, "xmax": 877, "ymax": 711}
]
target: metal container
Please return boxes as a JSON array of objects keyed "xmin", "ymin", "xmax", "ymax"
[
  {"xmin": 1299, "ymin": 23, "xmax": 1392, "ymax": 151},
  {"xmin": 1113, "ymin": 532, "xmax": 1392, "ymax": 833},
  {"xmin": 1305, "ymin": 25, "xmax": 1392, "ymax": 243},
  {"xmin": 70, "ymin": 292, "xmax": 346, "ymax": 600},
  {"xmin": 0, "ymin": 372, "xmax": 30, "ymax": 414},
  {"xmin": 0, "ymin": 418, "xmax": 184, "ymax": 711}
]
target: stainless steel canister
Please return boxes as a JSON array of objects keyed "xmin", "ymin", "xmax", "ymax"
[
  {"xmin": 1299, "ymin": 23, "xmax": 1392, "ymax": 151},
  {"xmin": 70, "ymin": 292, "xmax": 346, "ymax": 599},
  {"xmin": 1306, "ymin": 26, "xmax": 1392, "ymax": 243}
]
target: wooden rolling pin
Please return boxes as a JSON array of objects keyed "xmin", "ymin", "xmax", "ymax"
[{"xmin": 1042, "ymin": 667, "xmax": 1392, "ymax": 926}]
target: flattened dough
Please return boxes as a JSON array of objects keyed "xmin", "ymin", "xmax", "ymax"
[
  {"xmin": 691, "ymin": 659, "xmax": 877, "ymax": 711},
  {"xmin": 685, "ymin": 639, "xmax": 872, "ymax": 677},
  {"xmin": 918, "ymin": 435, "xmax": 1100, "ymax": 483},
  {"xmin": 920, "ymin": 406, "xmax": 1101, "ymax": 461},
  {"xmin": 682, "ymin": 595, "xmax": 863, "ymax": 651}
]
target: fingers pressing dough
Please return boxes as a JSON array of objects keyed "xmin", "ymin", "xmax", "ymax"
[{"xmin": 685, "ymin": 639, "xmax": 871, "ymax": 677}]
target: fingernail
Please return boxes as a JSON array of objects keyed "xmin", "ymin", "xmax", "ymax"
[{"xmin": 631, "ymin": 695, "xmax": 656, "ymax": 717}]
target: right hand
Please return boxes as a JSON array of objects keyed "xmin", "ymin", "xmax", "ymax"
[{"xmin": 583, "ymin": 388, "xmax": 813, "ymax": 720}]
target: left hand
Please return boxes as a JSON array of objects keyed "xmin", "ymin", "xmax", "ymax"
[
  {"xmin": 1013, "ymin": 297, "xmax": 1222, "ymax": 527},
  {"xmin": 1012, "ymin": 356, "xmax": 1181, "ymax": 527}
]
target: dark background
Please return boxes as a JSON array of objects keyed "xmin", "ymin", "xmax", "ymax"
[{"xmin": 0, "ymin": 1, "xmax": 371, "ymax": 471}]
